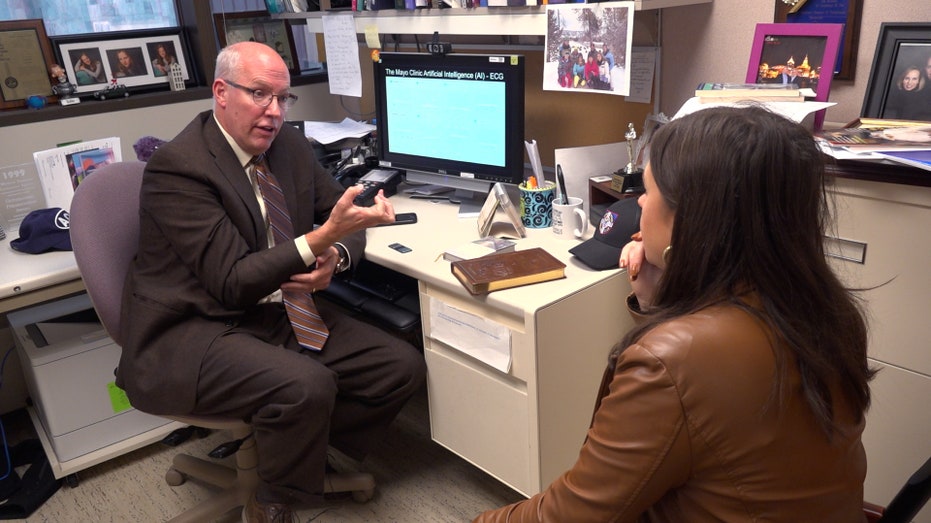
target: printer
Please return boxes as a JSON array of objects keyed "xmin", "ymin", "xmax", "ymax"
[{"xmin": 7, "ymin": 293, "xmax": 173, "ymax": 464}]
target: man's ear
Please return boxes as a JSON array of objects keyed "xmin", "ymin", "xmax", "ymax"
[{"xmin": 213, "ymin": 79, "xmax": 228, "ymax": 107}]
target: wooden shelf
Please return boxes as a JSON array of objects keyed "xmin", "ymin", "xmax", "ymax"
[
  {"xmin": 279, "ymin": 0, "xmax": 711, "ymax": 35},
  {"xmin": 589, "ymin": 179, "xmax": 638, "ymax": 224}
]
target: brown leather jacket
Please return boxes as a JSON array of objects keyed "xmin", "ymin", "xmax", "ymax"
[{"xmin": 474, "ymin": 296, "xmax": 867, "ymax": 522}]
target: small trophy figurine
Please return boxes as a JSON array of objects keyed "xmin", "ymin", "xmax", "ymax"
[
  {"xmin": 624, "ymin": 122, "xmax": 639, "ymax": 174},
  {"xmin": 612, "ymin": 122, "xmax": 644, "ymax": 193}
]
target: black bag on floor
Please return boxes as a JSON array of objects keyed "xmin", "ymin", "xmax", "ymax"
[{"xmin": 0, "ymin": 439, "xmax": 61, "ymax": 519}]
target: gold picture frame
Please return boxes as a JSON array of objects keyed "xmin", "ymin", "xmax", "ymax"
[{"xmin": 0, "ymin": 19, "xmax": 58, "ymax": 109}]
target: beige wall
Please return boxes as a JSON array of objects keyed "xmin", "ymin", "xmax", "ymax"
[{"xmin": 660, "ymin": 1, "xmax": 931, "ymax": 127}]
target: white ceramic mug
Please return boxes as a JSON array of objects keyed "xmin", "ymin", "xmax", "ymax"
[{"xmin": 552, "ymin": 197, "xmax": 589, "ymax": 239}]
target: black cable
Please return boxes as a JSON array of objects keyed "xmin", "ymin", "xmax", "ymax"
[{"xmin": 0, "ymin": 346, "xmax": 17, "ymax": 481}]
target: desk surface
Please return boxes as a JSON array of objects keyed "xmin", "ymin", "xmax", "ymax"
[
  {"xmin": 0, "ymin": 187, "xmax": 619, "ymax": 316},
  {"xmin": 366, "ymin": 190, "xmax": 619, "ymax": 316},
  {"xmin": 1, "ymin": 240, "xmax": 83, "ymax": 314}
]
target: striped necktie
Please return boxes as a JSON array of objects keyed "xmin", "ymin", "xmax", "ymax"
[{"xmin": 252, "ymin": 154, "xmax": 329, "ymax": 351}]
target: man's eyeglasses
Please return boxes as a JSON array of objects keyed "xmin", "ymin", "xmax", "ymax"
[{"xmin": 223, "ymin": 79, "xmax": 298, "ymax": 110}]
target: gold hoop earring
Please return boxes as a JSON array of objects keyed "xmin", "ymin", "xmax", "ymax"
[{"xmin": 662, "ymin": 245, "xmax": 672, "ymax": 264}]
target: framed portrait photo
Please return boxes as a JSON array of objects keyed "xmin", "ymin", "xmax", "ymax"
[
  {"xmin": 51, "ymin": 29, "xmax": 196, "ymax": 95},
  {"xmin": 214, "ymin": 11, "xmax": 299, "ymax": 74},
  {"xmin": 861, "ymin": 23, "xmax": 931, "ymax": 123},
  {"xmin": 747, "ymin": 23, "xmax": 843, "ymax": 131}
]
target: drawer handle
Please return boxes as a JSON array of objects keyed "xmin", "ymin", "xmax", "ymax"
[{"xmin": 824, "ymin": 235, "xmax": 867, "ymax": 264}]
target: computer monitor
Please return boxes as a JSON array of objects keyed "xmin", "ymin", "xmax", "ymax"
[{"xmin": 371, "ymin": 52, "xmax": 526, "ymax": 208}]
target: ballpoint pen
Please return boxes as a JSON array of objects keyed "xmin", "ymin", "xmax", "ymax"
[{"xmin": 556, "ymin": 165, "xmax": 568, "ymax": 204}]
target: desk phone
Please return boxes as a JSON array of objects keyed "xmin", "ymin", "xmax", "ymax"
[{"xmin": 353, "ymin": 168, "xmax": 403, "ymax": 206}]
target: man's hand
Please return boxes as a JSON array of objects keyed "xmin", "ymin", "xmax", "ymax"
[
  {"xmin": 282, "ymin": 246, "xmax": 339, "ymax": 293},
  {"xmin": 303, "ymin": 185, "xmax": 396, "ymax": 257},
  {"xmin": 332, "ymin": 185, "xmax": 396, "ymax": 230}
]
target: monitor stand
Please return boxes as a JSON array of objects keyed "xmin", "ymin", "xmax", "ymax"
[
  {"xmin": 403, "ymin": 171, "xmax": 494, "ymax": 218},
  {"xmin": 449, "ymin": 190, "xmax": 486, "ymax": 217}
]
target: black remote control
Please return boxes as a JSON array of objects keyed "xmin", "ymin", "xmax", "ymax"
[{"xmin": 353, "ymin": 181, "xmax": 382, "ymax": 206}]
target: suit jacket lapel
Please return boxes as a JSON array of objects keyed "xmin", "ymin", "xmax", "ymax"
[{"xmin": 203, "ymin": 117, "xmax": 267, "ymax": 246}]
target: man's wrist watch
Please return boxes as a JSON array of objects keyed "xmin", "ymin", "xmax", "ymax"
[{"xmin": 334, "ymin": 244, "xmax": 350, "ymax": 274}]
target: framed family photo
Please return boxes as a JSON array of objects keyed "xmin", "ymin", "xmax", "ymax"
[
  {"xmin": 861, "ymin": 23, "xmax": 931, "ymax": 123},
  {"xmin": 214, "ymin": 11, "xmax": 299, "ymax": 74},
  {"xmin": 543, "ymin": 2, "xmax": 635, "ymax": 96},
  {"xmin": 746, "ymin": 23, "xmax": 843, "ymax": 131},
  {"xmin": 52, "ymin": 29, "xmax": 195, "ymax": 95}
]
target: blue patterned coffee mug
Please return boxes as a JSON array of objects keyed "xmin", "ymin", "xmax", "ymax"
[{"xmin": 519, "ymin": 181, "xmax": 556, "ymax": 228}]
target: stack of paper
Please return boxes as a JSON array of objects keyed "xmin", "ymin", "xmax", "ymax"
[
  {"xmin": 303, "ymin": 118, "xmax": 375, "ymax": 145},
  {"xmin": 816, "ymin": 123, "xmax": 931, "ymax": 169}
]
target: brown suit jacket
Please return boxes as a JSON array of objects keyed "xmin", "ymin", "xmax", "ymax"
[{"xmin": 116, "ymin": 111, "xmax": 362, "ymax": 414}]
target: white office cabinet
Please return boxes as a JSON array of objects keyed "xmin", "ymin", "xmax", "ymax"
[
  {"xmin": 364, "ymin": 194, "xmax": 633, "ymax": 496},
  {"xmin": 826, "ymin": 176, "xmax": 931, "ymax": 520},
  {"xmin": 420, "ymin": 270, "xmax": 631, "ymax": 496},
  {"xmin": 7, "ymin": 293, "xmax": 182, "ymax": 479}
]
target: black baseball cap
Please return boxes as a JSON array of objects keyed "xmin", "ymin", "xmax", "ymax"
[
  {"xmin": 10, "ymin": 208, "xmax": 73, "ymax": 254},
  {"xmin": 569, "ymin": 198, "xmax": 641, "ymax": 271}
]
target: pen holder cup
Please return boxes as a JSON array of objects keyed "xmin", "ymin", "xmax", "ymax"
[{"xmin": 519, "ymin": 181, "xmax": 556, "ymax": 229}]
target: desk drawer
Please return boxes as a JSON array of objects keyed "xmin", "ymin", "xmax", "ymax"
[{"xmin": 425, "ymin": 344, "xmax": 532, "ymax": 495}]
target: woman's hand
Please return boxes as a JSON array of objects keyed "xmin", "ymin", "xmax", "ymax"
[{"xmin": 619, "ymin": 234, "xmax": 663, "ymax": 310}]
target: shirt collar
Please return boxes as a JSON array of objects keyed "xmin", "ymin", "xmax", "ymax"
[{"xmin": 213, "ymin": 113, "xmax": 255, "ymax": 169}]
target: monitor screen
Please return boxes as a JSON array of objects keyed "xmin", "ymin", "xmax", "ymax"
[{"xmin": 372, "ymin": 52, "xmax": 526, "ymax": 197}]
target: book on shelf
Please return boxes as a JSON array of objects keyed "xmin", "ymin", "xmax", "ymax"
[
  {"xmin": 443, "ymin": 236, "xmax": 516, "ymax": 263},
  {"xmin": 450, "ymin": 247, "xmax": 566, "ymax": 295},
  {"xmin": 844, "ymin": 118, "xmax": 931, "ymax": 130},
  {"xmin": 875, "ymin": 149, "xmax": 931, "ymax": 172},
  {"xmin": 694, "ymin": 82, "xmax": 810, "ymax": 103},
  {"xmin": 265, "ymin": 0, "xmax": 287, "ymax": 13},
  {"xmin": 695, "ymin": 82, "xmax": 802, "ymax": 97}
]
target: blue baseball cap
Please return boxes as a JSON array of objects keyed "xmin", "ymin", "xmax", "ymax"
[{"xmin": 10, "ymin": 208, "xmax": 73, "ymax": 254}]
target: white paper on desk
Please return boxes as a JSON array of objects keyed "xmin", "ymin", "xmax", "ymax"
[
  {"xmin": 304, "ymin": 118, "xmax": 375, "ymax": 145},
  {"xmin": 554, "ymin": 142, "xmax": 626, "ymax": 219},
  {"xmin": 673, "ymin": 97, "xmax": 835, "ymax": 123},
  {"xmin": 428, "ymin": 296, "xmax": 511, "ymax": 373},
  {"xmin": 32, "ymin": 137, "xmax": 122, "ymax": 211},
  {"xmin": 322, "ymin": 13, "xmax": 362, "ymax": 98}
]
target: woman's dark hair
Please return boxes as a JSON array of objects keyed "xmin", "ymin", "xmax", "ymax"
[{"xmin": 619, "ymin": 105, "xmax": 874, "ymax": 435}]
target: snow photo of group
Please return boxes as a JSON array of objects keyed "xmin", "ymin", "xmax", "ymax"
[{"xmin": 544, "ymin": 2, "xmax": 635, "ymax": 96}]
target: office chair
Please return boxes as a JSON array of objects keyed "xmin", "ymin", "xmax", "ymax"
[
  {"xmin": 863, "ymin": 455, "xmax": 931, "ymax": 523},
  {"xmin": 70, "ymin": 162, "xmax": 374, "ymax": 522}
]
